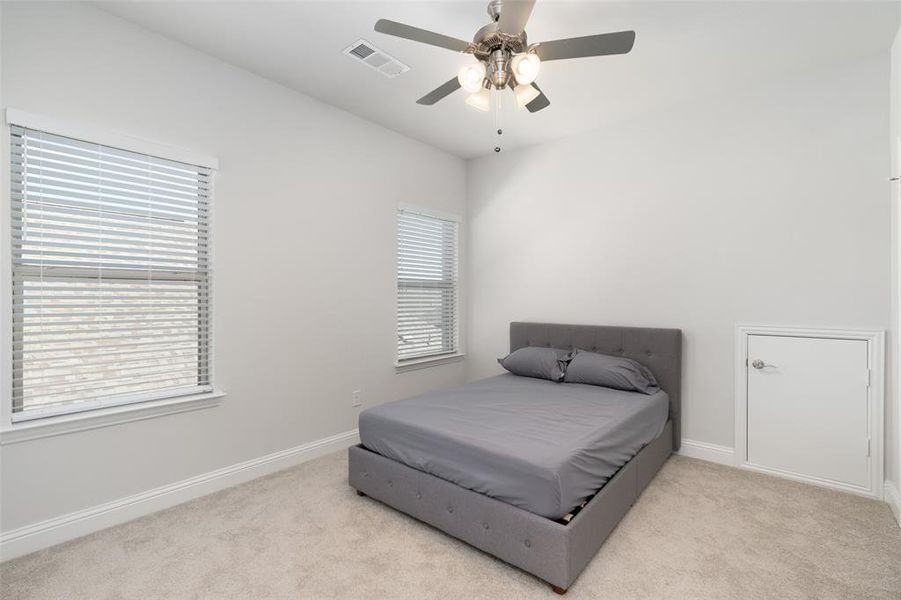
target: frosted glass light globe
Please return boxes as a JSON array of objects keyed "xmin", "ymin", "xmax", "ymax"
[
  {"xmin": 457, "ymin": 62, "xmax": 487, "ymax": 93},
  {"xmin": 511, "ymin": 53, "xmax": 540, "ymax": 85},
  {"xmin": 465, "ymin": 87, "xmax": 491, "ymax": 112},
  {"xmin": 513, "ymin": 83, "xmax": 540, "ymax": 109}
]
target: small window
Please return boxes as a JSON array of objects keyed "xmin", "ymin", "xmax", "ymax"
[
  {"xmin": 396, "ymin": 207, "xmax": 459, "ymax": 363},
  {"xmin": 10, "ymin": 125, "xmax": 213, "ymax": 420}
]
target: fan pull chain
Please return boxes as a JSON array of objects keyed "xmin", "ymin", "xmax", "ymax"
[{"xmin": 494, "ymin": 88, "xmax": 502, "ymax": 154}]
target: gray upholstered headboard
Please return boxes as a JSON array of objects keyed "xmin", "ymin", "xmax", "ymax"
[{"xmin": 510, "ymin": 322, "xmax": 683, "ymax": 451}]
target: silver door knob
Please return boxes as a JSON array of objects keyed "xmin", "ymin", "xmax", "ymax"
[{"xmin": 751, "ymin": 359, "xmax": 777, "ymax": 369}]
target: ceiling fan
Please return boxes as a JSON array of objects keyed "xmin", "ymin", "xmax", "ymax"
[{"xmin": 374, "ymin": 0, "xmax": 635, "ymax": 113}]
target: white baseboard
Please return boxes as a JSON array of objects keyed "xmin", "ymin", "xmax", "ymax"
[
  {"xmin": 678, "ymin": 439, "xmax": 900, "ymax": 524},
  {"xmin": 0, "ymin": 428, "xmax": 359, "ymax": 562},
  {"xmin": 678, "ymin": 438, "xmax": 736, "ymax": 466},
  {"xmin": 886, "ymin": 482, "xmax": 901, "ymax": 528},
  {"xmin": 740, "ymin": 461, "xmax": 877, "ymax": 499}
]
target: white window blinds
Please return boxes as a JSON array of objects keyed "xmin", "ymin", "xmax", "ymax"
[
  {"xmin": 396, "ymin": 208, "xmax": 459, "ymax": 362},
  {"xmin": 10, "ymin": 125, "xmax": 212, "ymax": 420}
]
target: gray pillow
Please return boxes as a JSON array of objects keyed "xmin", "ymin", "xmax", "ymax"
[
  {"xmin": 497, "ymin": 347, "xmax": 572, "ymax": 382},
  {"xmin": 564, "ymin": 350, "xmax": 660, "ymax": 394}
]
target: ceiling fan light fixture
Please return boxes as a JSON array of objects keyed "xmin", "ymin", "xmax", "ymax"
[
  {"xmin": 376, "ymin": 3, "xmax": 637, "ymax": 114},
  {"xmin": 513, "ymin": 83, "xmax": 540, "ymax": 109},
  {"xmin": 511, "ymin": 52, "xmax": 540, "ymax": 85},
  {"xmin": 465, "ymin": 87, "xmax": 491, "ymax": 112},
  {"xmin": 457, "ymin": 62, "xmax": 487, "ymax": 93}
]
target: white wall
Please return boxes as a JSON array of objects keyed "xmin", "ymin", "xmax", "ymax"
[
  {"xmin": 889, "ymin": 20, "xmax": 901, "ymax": 499},
  {"xmin": 0, "ymin": 2, "xmax": 466, "ymax": 535},
  {"xmin": 466, "ymin": 55, "xmax": 891, "ymax": 450}
]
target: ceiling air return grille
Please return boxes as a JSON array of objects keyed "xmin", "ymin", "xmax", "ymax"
[{"xmin": 343, "ymin": 39, "xmax": 410, "ymax": 78}]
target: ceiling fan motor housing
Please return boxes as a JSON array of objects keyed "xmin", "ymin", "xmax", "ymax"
[{"xmin": 472, "ymin": 23, "xmax": 527, "ymax": 59}]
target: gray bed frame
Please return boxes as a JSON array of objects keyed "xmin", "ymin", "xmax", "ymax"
[{"xmin": 348, "ymin": 322, "xmax": 682, "ymax": 594}]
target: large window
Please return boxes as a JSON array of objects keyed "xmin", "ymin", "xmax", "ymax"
[
  {"xmin": 396, "ymin": 207, "xmax": 459, "ymax": 363},
  {"xmin": 10, "ymin": 124, "xmax": 212, "ymax": 421}
]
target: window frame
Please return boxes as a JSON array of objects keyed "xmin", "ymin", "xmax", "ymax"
[
  {"xmin": 1, "ymin": 109, "xmax": 222, "ymax": 437},
  {"xmin": 395, "ymin": 203, "xmax": 463, "ymax": 371}
]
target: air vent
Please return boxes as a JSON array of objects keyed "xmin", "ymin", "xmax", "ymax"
[
  {"xmin": 350, "ymin": 43, "xmax": 375, "ymax": 60},
  {"xmin": 343, "ymin": 39, "xmax": 410, "ymax": 79}
]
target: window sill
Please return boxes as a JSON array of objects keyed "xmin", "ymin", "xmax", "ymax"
[
  {"xmin": 0, "ymin": 391, "xmax": 226, "ymax": 446},
  {"xmin": 395, "ymin": 353, "xmax": 465, "ymax": 373}
]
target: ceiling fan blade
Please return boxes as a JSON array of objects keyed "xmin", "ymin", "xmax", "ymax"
[
  {"xmin": 375, "ymin": 19, "xmax": 471, "ymax": 53},
  {"xmin": 535, "ymin": 31, "xmax": 636, "ymax": 62},
  {"xmin": 497, "ymin": 0, "xmax": 536, "ymax": 35},
  {"xmin": 417, "ymin": 78, "xmax": 462, "ymax": 105},
  {"xmin": 525, "ymin": 83, "xmax": 550, "ymax": 113}
]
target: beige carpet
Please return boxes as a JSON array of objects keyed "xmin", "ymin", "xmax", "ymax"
[{"xmin": 2, "ymin": 452, "xmax": 900, "ymax": 599}]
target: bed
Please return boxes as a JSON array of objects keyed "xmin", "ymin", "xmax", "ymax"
[
  {"xmin": 348, "ymin": 322, "xmax": 682, "ymax": 593},
  {"xmin": 359, "ymin": 374, "xmax": 670, "ymax": 520}
]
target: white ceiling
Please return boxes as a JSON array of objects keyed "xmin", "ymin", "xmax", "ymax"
[{"xmin": 95, "ymin": 1, "xmax": 900, "ymax": 159}]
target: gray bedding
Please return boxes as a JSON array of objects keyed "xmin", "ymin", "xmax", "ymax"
[{"xmin": 358, "ymin": 373, "xmax": 669, "ymax": 519}]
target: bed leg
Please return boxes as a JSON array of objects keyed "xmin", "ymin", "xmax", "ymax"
[
  {"xmin": 551, "ymin": 585, "xmax": 567, "ymax": 595},
  {"xmin": 355, "ymin": 490, "xmax": 366, "ymax": 497}
]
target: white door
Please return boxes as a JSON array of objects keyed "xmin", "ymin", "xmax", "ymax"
[{"xmin": 747, "ymin": 334, "xmax": 870, "ymax": 489}]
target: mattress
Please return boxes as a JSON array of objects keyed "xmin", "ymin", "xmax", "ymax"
[{"xmin": 358, "ymin": 373, "xmax": 669, "ymax": 519}]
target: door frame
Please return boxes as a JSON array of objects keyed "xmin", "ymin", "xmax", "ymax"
[
  {"xmin": 734, "ymin": 324, "xmax": 885, "ymax": 499},
  {"xmin": 892, "ymin": 136, "xmax": 901, "ymax": 520}
]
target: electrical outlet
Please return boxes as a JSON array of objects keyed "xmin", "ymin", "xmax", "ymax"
[{"xmin": 352, "ymin": 390, "xmax": 362, "ymax": 407}]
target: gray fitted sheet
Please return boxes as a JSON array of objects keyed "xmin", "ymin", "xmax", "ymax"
[{"xmin": 358, "ymin": 374, "xmax": 669, "ymax": 519}]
